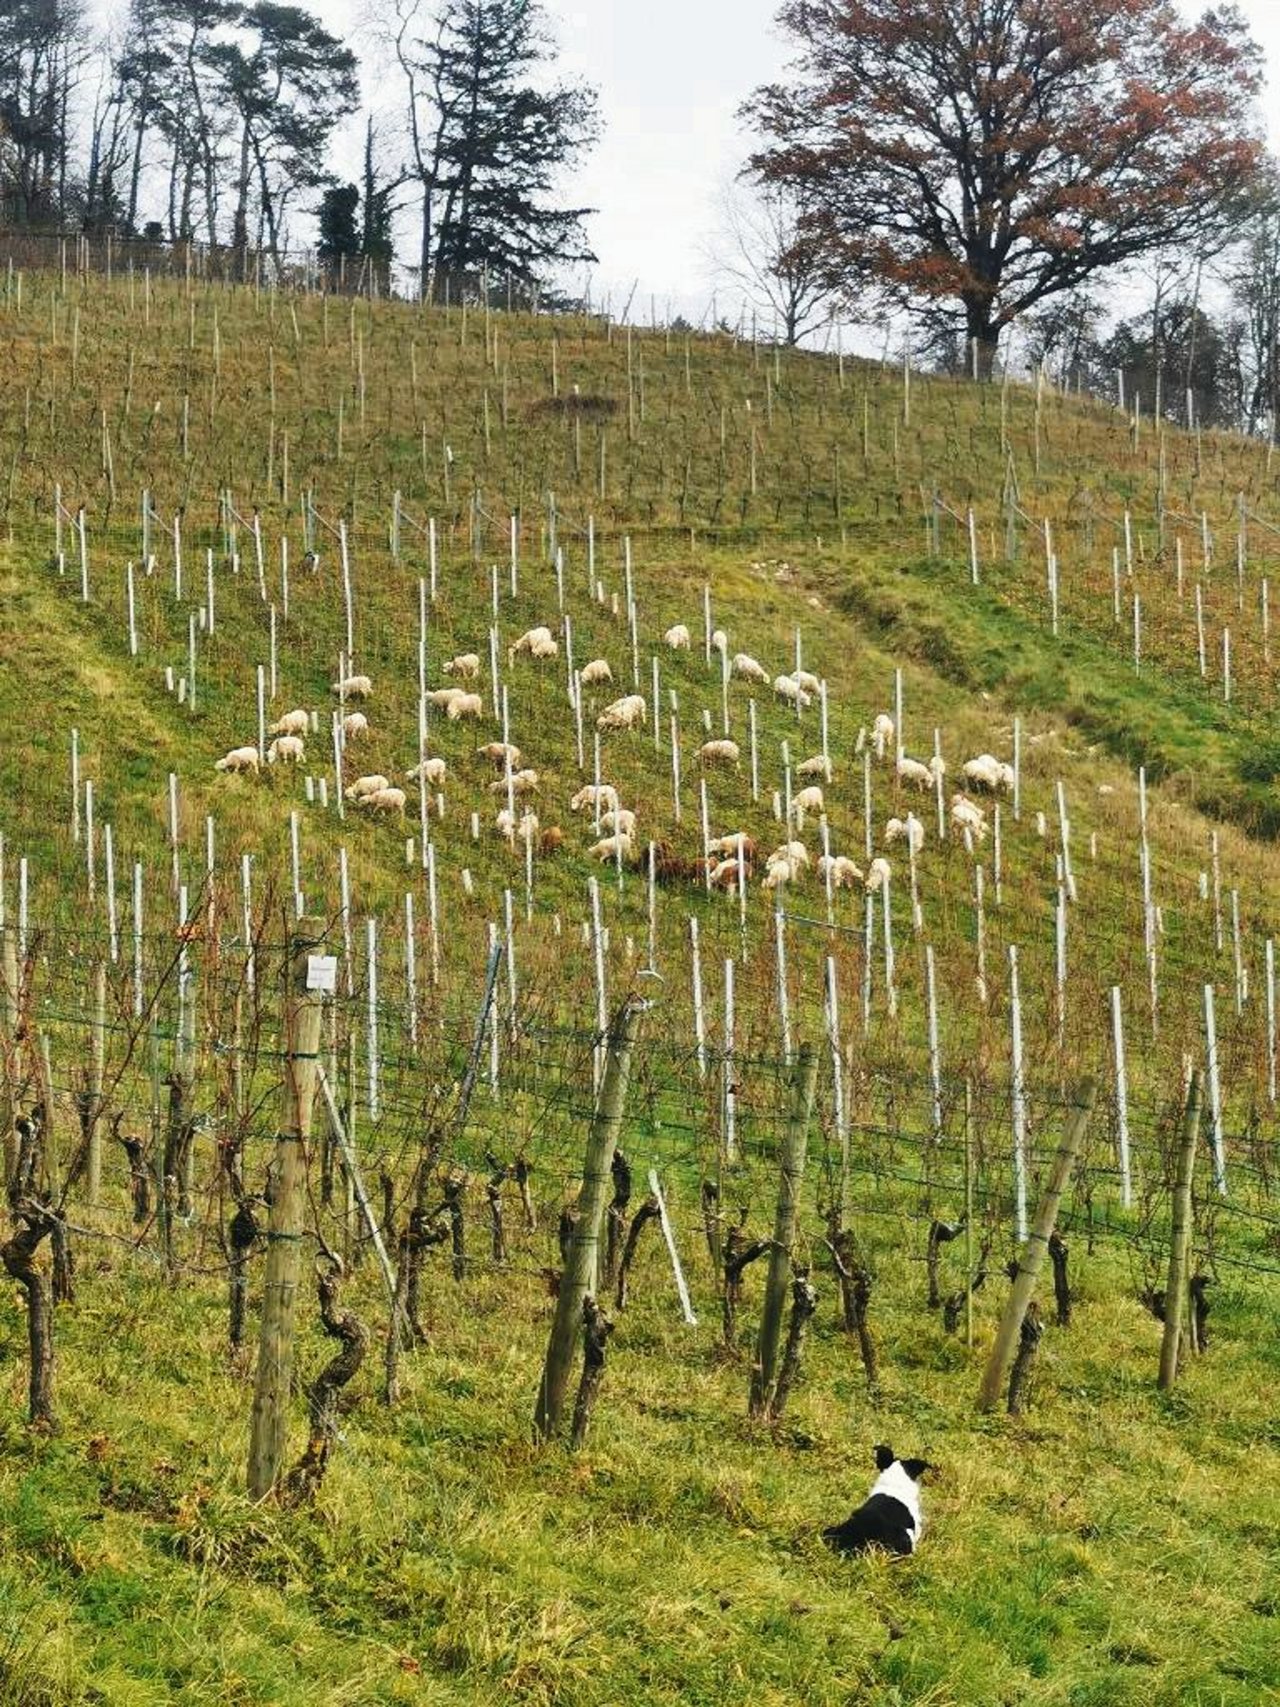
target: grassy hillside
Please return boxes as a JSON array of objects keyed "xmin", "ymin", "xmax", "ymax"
[{"xmin": 2, "ymin": 266, "xmax": 1280, "ymax": 1705}]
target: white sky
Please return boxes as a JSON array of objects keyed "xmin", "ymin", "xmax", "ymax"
[{"xmin": 326, "ymin": 0, "xmax": 1280, "ymax": 326}]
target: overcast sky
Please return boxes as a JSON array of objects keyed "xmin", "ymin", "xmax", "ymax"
[{"xmin": 331, "ymin": 0, "xmax": 1280, "ymax": 328}]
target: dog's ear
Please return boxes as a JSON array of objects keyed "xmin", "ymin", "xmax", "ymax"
[
  {"xmin": 873, "ymin": 1443, "xmax": 896, "ymax": 1471},
  {"xmin": 900, "ymin": 1458, "xmax": 932, "ymax": 1482}
]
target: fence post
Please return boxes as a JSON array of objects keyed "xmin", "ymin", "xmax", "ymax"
[
  {"xmin": 1158, "ymin": 1072, "xmax": 1202, "ymax": 1391},
  {"xmin": 85, "ymin": 961, "xmax": 106, "ymax": 1207},
  {"xmin": 1, "ymin": 925, "xmax": 18, "ymax": 1186},
  {"xmin": 533, "ymin": 995, "xmax": 643, "ymax": 1442},
  {"xmin": 248, "ymin": 916, "xmax": 328, "ymax": 1499},
  {"xmin": 977, "ymin": 1079, "xmax": 1096, "ymax": 1412},
  {"xmin": 749, "ymin": 1043, "xmax": 818, "ymax": 1419}
]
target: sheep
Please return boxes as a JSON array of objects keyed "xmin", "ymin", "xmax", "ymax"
[
  {"xmin": 962, "ymin": 753, "xmax": 1015, "ymax": 793},
  {"xmin": 570, "ymin": 784, "xmax": 619, "ymax": 814},
  {"xmin": 477, "ymin": 741, "xmax": 522, "ymax": 769},
  {"xmin": 345, "ymin": 774, "xmax": 390, "ymax": 801},
  {"xmin": 733, "ymin": 652, "xmax": 770, "ymax": 684},
  {"xmin": 214, "ymin": 745, "xmax": 260, "ymax": 774},
  {"xmin": 664, "ymin": 623, "xmax": 691, "ymax": 649},
  {"xmin": 269, "ymin": 708, "xmax": 310, "ymax": 737},
  {"xmin": 596, "ymin": 694, "xmax": 646, "ymax": 733},
  {"xmin": 774, "ymin": 674, "xmax": 812, "ymax": 709},
  {"xmin": 588, "ymin": 832, "xmax": 635, "ymax": 863},
  {"xmin": 817, "ymin": 854, "xmax": 864, "ymax": 889},
  {"xmin": 446, "ymin": 692, "xmax": 483, "ymax": 720},
  {"xmin": 699, "ymin": 738, "xmax": 740, "ymax": 768},
  {"xmin": 267, "ymin": 735, "xmax": 305, "ymax": 765},
  {"xmin": 332, "ymin": 674, "xmax": 373, "ymax": 699},
  {"xmin": 406, "ymin": 757, "xmax": 448, "ymax": 786},
  {"xmin": 896, "ymin": 755, "xmax": 935, "ymax": 791},
  {"xmin": 443, "ymin": 653, "xmax": 481, "ymax": 679},
  {"xmin": 797, "ymin": 754, "xmax": 833, "ymax": 782},
  {"xmin": 488, "ymin": 768, "xmax": 540, "ymax": 797},
  {"xmin": 951, "ymin": 795, "xmax": 989, "ymax": 839},
  {"xmin": 540, "ymin": 826, "xmax": 564, "ymax": 854},
  {"xmin": 426, "ymin": 688, "xmax": 466, "ymax": 710},
  {"xmin": 711, "ymin": 628, "xmax": 729, "ymax": 655},
  {"xmin": 763, "ymin": 854, "xmax": 802, "ymax": 889},
  {"xmin": 790, "ymin": 785, "xmax": 825, "ymax": 829},
  {"xmin": 770, "ymin": 839, "xmax": 811, "ymax": 869},
  {"xmin": 794, "ymin": 668, "xmax": 821, "ymax": 696},
  {"xmin": 342, "ymin": 712, "xmax": 369, "ymax": 740},
  {"xmin": 496, "ymin": 808, "xmax": 540, "ymax": 845},
  {"xmin": 363, "ymin": 786, "xmax": 407, "ymax": 816},
  {"xmin": 885, "ymin": 814, "xmax": 925, "ymax": 855},
  {"xmin": 708, "ymin": 833, "xmax": 757, "ymax": 861},
  {"xmin": 579, "ymin": 658, "xmax": 613, "ymax": 688},
  {"xmin": 509, "ymin": 625, "xmax": 558, "ymax": 663},
  {"xmin": 872, "ymin": 713, "xmax": 895, "ymax": 759},
  {"xmin": 710, "ymin": 857, "xmax": 751, "ymax": 892},
  {"xmin": 865, "ymin": 856, "xmax": 892, "ymax": 892},
  {"xmin": 600, "ymin": 807, "xmax": 637, "ymax": 837}
]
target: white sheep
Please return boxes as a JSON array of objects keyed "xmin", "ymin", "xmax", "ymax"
[
  {"xmin": 589, "ymin": 832, "xmax": 635, "ymax": 863},
  {"xmin": 600, "ymin": 807, "xmax": 637, "ymax": 837},
  {"xmin": 951, "ymin": 794, "xmax": 989, "ymax": 839},
  {"xmin": 963, "ymin": 754, "xmax": 1015, "ymax": 792},
  {"xmin": 269, "ymin": 708, "xmax": 310, "ymax": 737},
  {"xmin": 770, "ymin": 840, "xmax": 810, "ymax": 868},
  {"xmin": 763, "ymin": 854, "xmax": 802, "ymax": 889},
  {"xmin": 406, "ymin": 757, "xmax": 448, "ymax": 786},
  {"xmin": 488, "ymin": 768, "xmax": 540, "ymax": 797},
  {"xmin": 571, "ymin": 783, "xmax": 619, "ymax": 814},
  {"xmin": 794, "ymin": 668, "xmax": 821, "ymax": 696},
  {"xmin": 664, "ymin": 624, "xmax": 691, "ymax": 649},
  {"xmin": 885, "ymin": 814, "xmax": 925, "ymax": 854},
  {"xmin": 864, "ymin": 856, "xmax": 892, "ymax": 892},
  {"xmin": 872, "ymin": 713, "xmax": 895, "ymax": 759},
  {"xmin": 708, "ymin": 832, "xmax": 755, "ymax": 858},
  {"xmin": 509, "ymin": 625, "xmax": 558, "ymax": 663},
  {"xmin": 733, "ymin": 653, "xmax": 770, "ymax": 684},
  {"xmin": 267, "ymin": 735, "xmax": 305, "ymax": 765},
  {"xmin": 342, "ymin": 712, "xmax": 369, "ymax": 740},
  {"xmin": 774, "ymin": 675, "xmax": 812, "ymax": 710},
  {"xmin": 446, "ymin": 692, "xmax": 483, "ymax": 720},
  {"xmin": 817, "ymin": 854, "xmax": 864, "ymax": 889},
  {"xmin": 789, "ymin": 785, "xmax": 825, "ymax": 829},
  {"xmin": 443, "ymin": 653, "xmax": 481, "ymax": 679},
  {"xmin": 596, "ymin": 694, "xmax": 646, "ymax": 733},
  {"xmin": 796, "ymin": 754, "xmax": 833, "ymax": 782},
  {"xmin": 579, "ymin": 658, "xmax": 613, "ymax": 688},
  {"xmin": 496, "ymin": 808, "xmax": 541, "ymax": 846},
  {"xmin": 896, "ymin": 755, "xmax": 935, "ymax": 790},
  {"xmin": 477, "ymin": 741, "xmax": 522, "ymax": 769},
  {"xmin": 345, "ymin": 774, "xmax": 390, "ymax": 801},
  {"xmin": 364, "ymin": 786, "xmax": 407, "ymax": 816},
  {"xmin": 699, "ymin": 738, "xmax": 740, "ymax": 768},
  {"xmin": 214, "ymin": 745, "xmax": 260, "ymax": 774},
  {"xmin": 332, "ymin": 674, "xmax": 373, "ymax": 698},
  {"xmin": 711, "ymin": 628, "xmax": 729, "ymax": 655},
  {"xmin": 426, "ymin": 687, "xmax": 465, "ymax": 710}
]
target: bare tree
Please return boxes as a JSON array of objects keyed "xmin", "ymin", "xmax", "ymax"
[{"xmin": 709, "ymin": 177, "xmax": 837, "ymax": 347}]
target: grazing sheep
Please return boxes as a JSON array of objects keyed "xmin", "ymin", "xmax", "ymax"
[
  {"xmin": 267, "ymin": 735, "xmax": 305, "ymax": 765},
  {"xmin": 345, "ymin": 774, "xmax": 390, "ymax": 801},
  {"xmin": 600, "ymin": 807, "xmax": 637, "ymax": 837},
  {"xmin": 477, "ymin": 741, "xmax": 522, "ymax": 769},
  {"xmin": 865, "ymin": 856, "xmax": 892, "ymax": 892},
  {"xmin": 571, "ymin": 783, "xmax": 619, "ymax": 814},
  {"xmin": 364, "ymin": 786, "xmax": 407, "ymax": 816},
  {"xmin": 443, "ymin": 653, "xmax": 481, "ymax": 679},
  {"xmin": 426, "ymin": 687, "xmax": 465, "ymax": 710},
  {"xmin": 885, "ymin": 814, "xmax": 925, "ymax": 854},
  {"xmin": 763, "ymin": 854, "xmax": 802, "ymax": 889},
  {"xmin": 872, "ymin": 714, "xmax": 895, "ymax": 759},
  {"xmin": 797, "ymin": 754, "xmax": 833, "ymax": 782},
  {"xmin": 496, "ymin": 808, "xmax": 540, "ymax": 845},
  {"xmin": 664, "ymin": 623, "xmax": 692, "ymax": 649},
  {"xmin": 332, "ymin": 674, "xmax": 373, "ymax": 699},
  {"xmin": 489, "ymin": 768, "xmax": 540, "ymax": 797},
  {"xmin": 818, "ymin": 854, "xmax": 864, "ymax": 889},
  {"xmin": 509, "ymin": 625, "xmax": 558, "ymax": 663},
  {"xmin": 269, "ymin": 708, "xmax": 310, "ymax": 737},
  {"xmin": 540, "ymin": 826, "xmax": 564, "ymax": 854},
  {"xmin": 733, "ymin": 653, "xmax": 770, "ymax": 684},
  {"xmin": 794, "ymin": 668, "xmax": 821, "ymax": 696},
  {"xmin": 589, "ymin": 832, "xmax": 635, "ymax": 863},
  {"xmin": 963, "ymin": 753, "xmax": 1015, "ymax": 793},
  {"xmin": 790, "ymin": 785, "xmax": 825, "ymax": 829},
  {"xmin": 770, "ymin": 839, "xmax": 811, "ymax": 869},
  {"xmin": 214, "ymin": 745, "xmax": 260, "ymax": 774},
  {"xmin": 774, "ymin": 674, "xmax": 812, "ymax": 709},
  {"xmin": 711, "ymin": 628, "xmax": 729, "ymax": 655},
  {"xmin": 406, "ymin": 757, "xmax": 448, "ymax": 786},
  {"xmin": 950, "ymin": 794, "xmax": 989, "ymax": 839},
  {"xmin": 446, "ymin": 692, "xmax": 483, "ymax": 720},
  {"xmin": 596, "ymin": 694, "xmax": 646, "ymax": 732},
  {"xmin": 579, "ymin": 658, "xmax": 613, "ymax": 688},
  {"xmin": 896, "ymin": 755, "xmax": 935, "ymax": 791},
  {"xmin": 708, "ymin": 833, "xmax": 757, "ymax": 861},
  {"xmin": 711, "ymin": 857, "xmax": 751, "ymax": 891},
  {"xmin": 699, "ymin": 738, "xmax": 740, "ymax": 768},
  {"xmin": 342, "ymin": 712, "xmax": 369, "ymax": 739}
]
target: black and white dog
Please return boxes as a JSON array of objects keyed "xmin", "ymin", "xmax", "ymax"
[{"xmin": 823, "ymin": 1444, "xmax": 932, "ymax": 1558}]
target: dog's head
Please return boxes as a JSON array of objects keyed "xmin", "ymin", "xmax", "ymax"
[{"xmin": 874, "ymin": 1443, "xmax": 934, "ymax": 1482}]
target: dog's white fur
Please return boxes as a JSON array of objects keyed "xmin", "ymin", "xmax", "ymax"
[{"xmin": 869, "ymin": 1459, "xmax": 924, "ymax": 1547}]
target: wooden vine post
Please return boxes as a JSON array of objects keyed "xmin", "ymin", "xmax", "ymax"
[
  {"xmin": 0, "ymin": 924, "xmax": 18, "ymax": 1184},
  {"xmin": 533, "ymin": 994, "xmax": 643, "ymax": 1443},
  {"xmin": 1159, "ymin": 1071, "xmax": 1202, "ymax": 1391},
  {"xmin": 749, "ymin": 1043, "xmax": 818, "ymax": 1420},
  {"xmin": 248, "ymin": 916, "xmax": 329, "ymax": 1500},
  {"xmin": 977, "ymin": 1078, "xmax": 1096, "ymax": 1412}
]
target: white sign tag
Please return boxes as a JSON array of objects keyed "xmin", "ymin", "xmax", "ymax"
[{"xmin": 306, "ymin": 953, "xmax": 338, "ymax": 993}]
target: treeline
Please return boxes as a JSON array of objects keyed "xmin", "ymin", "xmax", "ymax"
[{"xmin": 0, "ymin": 0, "xmax": 597, "ymax": 294}]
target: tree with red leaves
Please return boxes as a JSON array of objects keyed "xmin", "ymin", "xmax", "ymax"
[{"xmin": 746, "ymin": 1, "xmax": 1265, "ymax": 375}]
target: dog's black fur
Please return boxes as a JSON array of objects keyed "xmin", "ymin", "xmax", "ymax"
[{"xmin": 823, "ymin": 1444, "xmax": 932, "ymax": 1558}]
